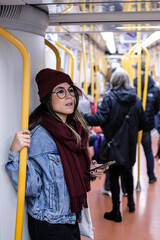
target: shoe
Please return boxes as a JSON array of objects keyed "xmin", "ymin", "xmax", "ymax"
[
  {"xmin": 149, "ymin": 176, "xmax": 157, "ymax": 184},
  {"xmin": 104, "ymin": 210, "xmax": 122, "ymax": 222},
  {"xmin": 104, "ymin": 203, "xmax": 122, "ymax": 222},
  {"xmin": 127, "ymin": 195, "xmax": 135, "ymax": 213},
  {"xmin": 127, "ymin": 203, "xmax": 135, "ymax": 212}
]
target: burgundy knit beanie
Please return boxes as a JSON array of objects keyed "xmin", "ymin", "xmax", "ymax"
[{"xmin": 36, "ymin": 68, "xmax": 79, "ymax": 101}]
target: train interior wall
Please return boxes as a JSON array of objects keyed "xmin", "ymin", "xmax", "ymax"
[
  {"xmin": 0, "ymin": 30, "xmax": 49, "ymax": 240},
  {"xmin": 0, "ymin": 27, "xmax": 77, "ymax": 239}
]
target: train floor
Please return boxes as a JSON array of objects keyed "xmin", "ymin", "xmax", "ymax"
[{"xmin": 82, "ymin": 136, "xmax": 160, "ymax": 240}]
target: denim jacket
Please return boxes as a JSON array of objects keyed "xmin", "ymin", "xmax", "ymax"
[{"xmin": 5, "ymin": 125, "xmax": 77, "ymax": 224}]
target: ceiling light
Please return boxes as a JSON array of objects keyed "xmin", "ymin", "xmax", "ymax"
[
  {"xmin": 142, "ymin": 31, "xmax": 160, "ymax": 47},
  {"xmin": 116, "ymin": 26, "xmax": 160, "ymax": 30},
  {"xmin": 101, "ymin": 32, "xmax": 116, "ymax": 54}
]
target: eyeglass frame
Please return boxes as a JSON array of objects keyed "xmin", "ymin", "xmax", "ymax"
[{"xmin": 52, "ymin": 85, "xmax": 76, "ymax": 99}]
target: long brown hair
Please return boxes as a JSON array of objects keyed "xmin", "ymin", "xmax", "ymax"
[{"xmin": 29, "ymin": 86, "xmax": 89, "ymax": 146}]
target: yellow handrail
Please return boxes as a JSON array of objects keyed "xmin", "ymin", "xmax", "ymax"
[
  {"xmin": 0, "ymin": 25, "xmax": 30, "ymax": 240},
  {"xmin": 58, "ymin": 4, "xmax": 73, "ymax": 14},
  {"xmin": 67, "ymin": 49, "xmax": 72, "ymax": 76},
  {"xmin": 45, "ymin": 39, "xmax": 61, "ymax": 71},
  {"xmin": 55, "ymin": 41, "xmax": 75, "ymax": 81}
]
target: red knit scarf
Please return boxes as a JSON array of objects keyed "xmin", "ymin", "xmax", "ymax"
[{"xmin": 41, "ymin": 114, "xmax": 91, "ymax": 213}]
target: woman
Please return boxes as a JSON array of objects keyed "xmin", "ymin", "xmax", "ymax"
[
  {"xmin": 5, "ymin": 68, "xmax": 105, "ymax": 240},
  {"xmin": 83, "ymin": 67, "xmax": 147, "ymax": 222}
]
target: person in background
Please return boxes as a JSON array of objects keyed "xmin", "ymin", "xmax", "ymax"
[
  {"xmin": 5, "ymin": 69, "xmax": 106, "ymax": 240},
  {"xmin": 82, "ymin": 67, "xmax": 147, "ymax": 222},
  {"xmin": 154, "ymin": 111, "xmax": 160, "ymax": 165},
  {"xmin": 134, "ymin": 60, "xmax": 160, "ymax": 183}
]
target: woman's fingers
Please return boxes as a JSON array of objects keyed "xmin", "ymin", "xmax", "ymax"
[{"xmin": 10, "ymin": 129, "xmax": 31, "ymax": 152}]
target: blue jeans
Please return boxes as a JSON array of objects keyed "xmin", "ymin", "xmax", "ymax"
[{"xmin": 141, "ymin": 131, "xmax": 155, "ymax": 179}]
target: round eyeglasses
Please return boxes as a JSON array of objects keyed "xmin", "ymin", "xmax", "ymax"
[{"xmin": 52, "ymin": 86, "xmax": 75, "ymax": 99}]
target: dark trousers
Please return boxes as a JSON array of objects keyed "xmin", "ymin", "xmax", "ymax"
[
  {"xmin": 28, "ymin": 214, "xmax": 81, "ymax": 240},
  {"xmin": 141, "ymin": 131, "xmax": 155, "ymax": 179},
  {"xmin": 109, "ymin": 164, "xmax": 133, "ymax": 204}
]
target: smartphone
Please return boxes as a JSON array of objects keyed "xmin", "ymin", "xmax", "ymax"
[{"xmin": 88, "ymin": 160, "xmax": 116, "ymax": 173}]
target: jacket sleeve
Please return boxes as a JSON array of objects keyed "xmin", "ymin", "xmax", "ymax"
[
  {"xmin": 82, "ymin": 95, "xmax": 111, "ymax": 126},
  {"xmin": 5, "ymin": 150, "xmax": 42, "ymax": 197}
]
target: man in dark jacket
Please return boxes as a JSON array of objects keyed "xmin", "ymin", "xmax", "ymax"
[
  {"xmin": 134, "ymin": 61, "xmax": 160, "ymax": 183},
  {"xmin": 82, "ymin": 67, "xmax": 147, "ymax": 222}
]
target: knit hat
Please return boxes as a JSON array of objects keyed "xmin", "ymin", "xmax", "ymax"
[{"xmin": 36, "ymin": 68, "xmax": 81, "ymax": 101}]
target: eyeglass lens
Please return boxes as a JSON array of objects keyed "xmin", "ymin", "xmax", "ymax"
[{"xmin": 54, "ymin": 86, "xmax": 75, "ymax": 99}]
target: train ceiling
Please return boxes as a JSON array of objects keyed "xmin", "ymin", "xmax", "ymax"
[{"xmin": 0, "ymin": 1, "xmax": 160, "ymax": 54}]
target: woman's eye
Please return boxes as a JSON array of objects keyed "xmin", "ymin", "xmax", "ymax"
[
  {"xmin": 57, "ymin": 90, "xmax": 64, "ymax": 94},
  {"xmin": 69, "ymin": 88, "xmax": 74, "ymax": 93}
]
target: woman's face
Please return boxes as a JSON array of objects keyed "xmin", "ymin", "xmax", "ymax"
[{"xmin": 51, "ymin": 82, "xmax": 75, "ymax": 123}]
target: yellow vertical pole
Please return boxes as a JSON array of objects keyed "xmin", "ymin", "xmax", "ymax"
[
  {"xmin": 137, "ymin": 0, "xmax": 141, "ymax": 12},
  {"xmin": 0, "ymin": 26, "xmax": 30, "ymax": 240},
  {"xmin": 136, "ymin": 31, "xmax": 142, "ymax": 190},
  {"xmin": 89, "ymin": 0, "xmax": 94, "ymax": 97},
  {"xmin": 76, "ymin": 5, "xmax": 81, "ymax": 32},
  {"xmin": 145, "ymin": 0, "xmax": 151, "ymax": 11},
  {"xmin": 81, "ymin": 1, "xmax": 88, "ymax": 93},
  {"xmin": 81, "ymin": 0, "xmax": 86, "ymax": 32},
  {"xmin": 128, "ymin": 41, "xmax": 149, "ymax": 190},
  {"xmin": 82, "ymin": 35, "xmax": 88, "ymax": 93},
  {"xmin": 97, "ymin": 50, "xmax": 100, "ymax": 100},
  {"xmin": 94, "ymin": 47, "xmax": 98, "ymax": 105},
  {"xmin": 141, "ymin": 47, "xmax": 149, "ymax": 110},
  {"xmin": 89, "ymin": 1, "xmax": 93, "ymax": 32},
  {"xmin": 89, "ymin": 42, "xmax": 94, "ymax": 97},
  {"xmin": 137, "ymin": 33, "xmax": 142, "ymax": 99}
]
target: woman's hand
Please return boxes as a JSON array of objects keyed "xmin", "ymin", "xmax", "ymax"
[
  {"xmin": 90, "ymin": 160, "xmax": 108, "ymax": 178},
  {"xmin": 10, "ymin": 129, "xmax": 31, "ymax": 153}
]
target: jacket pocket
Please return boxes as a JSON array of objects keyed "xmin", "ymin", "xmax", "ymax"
[
  {"xmin": 48, "ymin": 153, "xmax": 61, "ymax": 164},
  {"xmin": 48, "ymin": 153, "xmax": 64, "ymax": 178}
]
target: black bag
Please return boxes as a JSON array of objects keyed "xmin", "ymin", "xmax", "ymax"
[
  {"xmin": 99, "ymin": 105, "xmax": 135, "ymax": 167},
  {"xmin": 109, "ymin": 116, "xmax": 132, "ymax": 168},
  {"xmin": 98, "ymin": 139, "xmax": 112, "ymax": 162}
]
